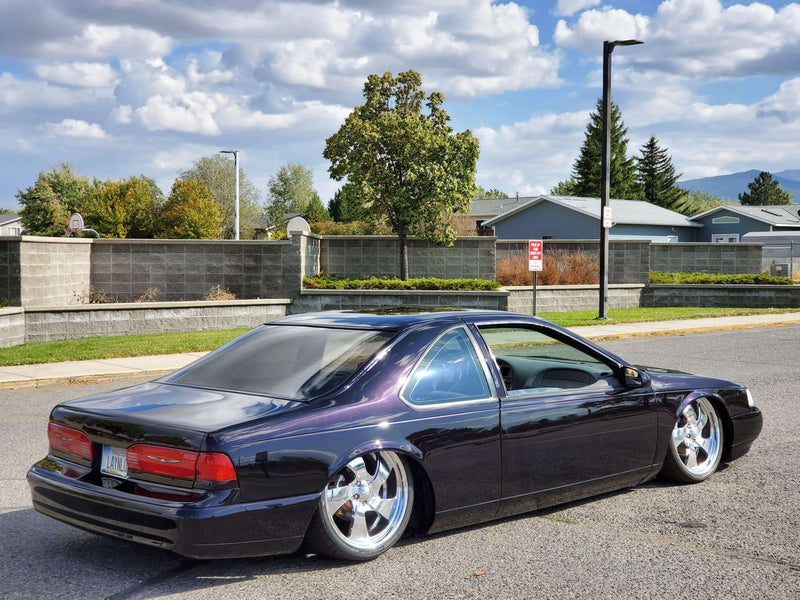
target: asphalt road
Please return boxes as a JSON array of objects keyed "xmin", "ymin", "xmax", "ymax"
[{"xmin": 1, "ymin": 326, "xmax": 798, "ymax": 599}]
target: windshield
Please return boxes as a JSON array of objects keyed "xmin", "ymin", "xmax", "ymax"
[{"xmin": 163, "ymin": 325, "xmax": 395, "ymax": 400}]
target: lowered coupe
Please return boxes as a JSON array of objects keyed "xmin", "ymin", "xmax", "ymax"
[{"xmin": 28, "ymin": 310, "xmax": 762, "ymax": 560}]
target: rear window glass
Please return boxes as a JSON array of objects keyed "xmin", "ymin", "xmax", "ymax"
[{"xmin": 164, "ymin": 325, "xmax": 395, "ymax": 399}]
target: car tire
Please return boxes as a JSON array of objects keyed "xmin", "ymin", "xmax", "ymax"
[
  {"xmin": 659, "ymin": 397, "xmax": 724, "ymax": 484},
  {"xmin": 304, "ymin": 450, "xmax": 414, "ymax": 560}
]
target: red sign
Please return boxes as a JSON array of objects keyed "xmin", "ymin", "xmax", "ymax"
[{"xmin": 528, "ymin": 239, "xmax": 543, "ymax": 272}]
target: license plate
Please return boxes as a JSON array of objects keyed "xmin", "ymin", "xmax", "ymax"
[{"xmin": 100, "ymin": 445, "xmax": 128, "ymax": 478}]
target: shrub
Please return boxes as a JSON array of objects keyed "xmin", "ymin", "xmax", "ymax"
[
  {"xmin": 303, "ymin": 275, "xmax": 501, "ymax": 291},
  {"xmin": 205, "ymin": 285, "xmax": 238, "ymax": 300},
  {"xmin": 650, "ymin": 271, "xmax": 795, "ymax": 285},
  {"xmin": 0, "ymin": 297, "xmax": 8, "ymax": 308},
  {"xmin": 497, "ymin": 250, "xmax": 598, "ymax": 286},
  {"xmin": 133, "ymin": 288, "xmax": 160, "ymax": 303},
  {"xmin": 310, "ymin": 221, "xmax": 393, "ymax": 235}
]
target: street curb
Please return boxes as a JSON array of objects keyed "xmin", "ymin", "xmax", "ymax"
[{"xmin": 3, "ymin": 318, "xmax": 798, "ymax": 389}]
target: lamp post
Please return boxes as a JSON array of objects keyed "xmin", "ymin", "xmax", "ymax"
[
  {"xmin": 598, "ymin": 39, "xmax": 643, "ymax": 320},
  {"xmin": 219, "ymin": 150, "xmax": 240, "ymax": 240}
]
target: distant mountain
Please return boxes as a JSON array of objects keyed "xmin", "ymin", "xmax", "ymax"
[{"xmin": 678, "ymin": 169, "xmax": 800, "ymax": 201}]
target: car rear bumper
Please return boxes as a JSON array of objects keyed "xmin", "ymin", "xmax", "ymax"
[
  {"xmin": 27, "ymin": 462, "xmax": 319, "ymax": 559},
  {"xmin": 727, "ymin": 406, "xmax": 763, "ymax": 461}
]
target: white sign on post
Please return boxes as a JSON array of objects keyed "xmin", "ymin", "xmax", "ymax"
[
  {"xmin": 602, "ymin": 206, "xmax": 613, "ymax": 229},
  {"xmin": 528, "ymin": 239, "xmax": 543, "ymax": 271}
]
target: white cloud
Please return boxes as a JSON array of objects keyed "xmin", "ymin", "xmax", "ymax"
[
  {"xmin": 553, "ymin": 8, "xmax": 649, "ymax": 52},
  {"xmin": 44, "ymin": 119, "xmax": 110, "ymax": 140},
  {"xmin": 112, "ymin": 104, "xmax": 133, "ymax": 124},
  {"xmin": 0, "ymin": 72, "xmax": 112, "ymax": 109},
  {"xmin": 554, "ymin": 0, "xmax": 601, "ymax": 18},
  {"xmin": 34, "ymin": 62, "xmax": 118, "ymax": 89},
  {"xmin": 40, "ymin": 24, "xmax": 172, "ymax": 60},
  {"xmin": 757, "ymin": 77, "xmax": 800, "ymax": 122},
  {"xmin": 152, "ymin": 143, "xmax": 221, "ymax": 171},
  {"xmin": 135, "ymin": 93, "xmax": 221, "ymax": 135}
]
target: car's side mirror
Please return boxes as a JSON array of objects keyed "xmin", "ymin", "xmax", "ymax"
[{"xmin": 623, "ymin": 367, "xmax": 648, "ymax": 388}]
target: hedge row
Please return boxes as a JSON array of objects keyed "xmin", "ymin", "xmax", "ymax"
[
  {"xmin": 303, "ymin": 275, "xmax": 502, "ymax": 291},
  {"xmin": 650, "ymin": 271, "xmax": 795, "ymax": 285}
]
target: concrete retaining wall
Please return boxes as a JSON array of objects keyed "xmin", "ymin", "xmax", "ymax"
[
  {"xmin": 650, "ymin": 243, "xmax": 763, "ymax": 274},
  {"xmin": 318, "ymin": 236, "xmax": 496, "ymax": 280},
  {"xmin": 0, "ymin": 307, "xmax": 25, "ymax": 348},
  {"xmin": 293, "ymin": 289, "xmax": 509, "ymax": 313},
  {"xmin": 505, "ymin": 285, "xmax": 645, "ymax": 314},
  {"xmin": 8, "ymin": 299, "xmax": 290, "ymax": 345},
  {"xmin": 643, "ymin": 284, "xmax": 800, "ymax": 308},
  {"xmin": 496, "ymin": 239, "xmax": 651, "ymax": 285}
]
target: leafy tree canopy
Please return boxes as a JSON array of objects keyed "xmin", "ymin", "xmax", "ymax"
[
  {"xmin": 266, "ymin": 163, "xmax": 327, "ymax": 229},
  {"xmin": 564, "ymin": 99, "xmax": 640, "ymax": 200},
  {"xmin": 181, "ymin": 154, "xmax": 261, "ymax": 239},
  {"xmin": 738, "ymin": 171, "xmax": 793, "ymax": 205},
  {"xmin": 161, "ymin": 179, "xmax": 222, "ymax": 239},
  {"xmin": 473, "ymin": 185, "xmax": 507, "ymax": 199},
  {"xmin": 681, "ymin": 190, "xmax": 735, "ymax": 215},
  {"xmin": 16, "ymin": 164, "xmax": 93, "ymax": 236},
  {"xmin": 324, "ymin": 69, "xmax": 479, "ymax": 279},
  {"xmin": 81, "ymin": 176, "xmax": 163, "ymax": 238}
]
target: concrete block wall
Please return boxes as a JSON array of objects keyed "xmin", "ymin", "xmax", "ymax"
[
  {"xmin": 0, "ymin": 307, "xmax": 25, "ymax": 347},
  {"xmin": 643, "ymin": 284, "xmax": 800, "ymax": 308},
  {"xmin": 505, "ymin": 284, "xmax": 645, "ymax": 315},
  {"xmin": 22, "ymin": 300, "xmax": 290, "ymax": 344},
  {"xmin": 496, "ymin": 240, "xmax": 651, "ymax": 285},
  {"xmin": 90, "ymin": 235, "xmax": 317, "ymax": 302},
  {"xmin": 318, "ymin": 236, "xmax": 496, "ymax": 280},
  {"xmin": 20, "ymin": 238, "xmax": 92, "ymax": 306},
  {"xmin": 293, "ymin": 289, "xmax": 509, "ymax": 314},
  {"xmin": 649, "ymin": 243, "xmax": 763, "ymax": 274},
  {"xmin": 0, "ymin": 238, "xmax": 21, "ymax": 305}
]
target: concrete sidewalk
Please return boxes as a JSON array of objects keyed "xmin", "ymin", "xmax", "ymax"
[{"xmin": 2, "ymin": 312, "xmax": 799, "ymax": 389}]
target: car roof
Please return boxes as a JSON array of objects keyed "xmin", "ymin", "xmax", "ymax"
[{"xmin": 269, "ymin": 309, "xmax": 545, "ymax": 330}]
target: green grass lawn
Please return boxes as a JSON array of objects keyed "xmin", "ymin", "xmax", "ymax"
[{"xmin": 0, "ymin": 307, "xmax": 797, "ymax": 367}]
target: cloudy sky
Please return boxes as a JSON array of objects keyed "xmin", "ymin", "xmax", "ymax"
[{"xmin": 2, "ymin": 0, "xmax": 800, "ymax": 210}]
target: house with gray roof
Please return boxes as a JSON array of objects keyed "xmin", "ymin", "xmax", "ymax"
[
  {"xmin": 477, "ymin": 195, "xmax": 701, "ymax": 242},
  {"xmin": 0, "ymin": 213, "xmax": 22, "ymax": 236},
  {"xmin": 689, "ymin": 204, "xmax": 800, "ymax": 242}
]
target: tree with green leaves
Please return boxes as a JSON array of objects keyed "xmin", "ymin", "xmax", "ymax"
[
  {"xmin": 161, "ymin": 179, "xmax": 221, "ymax": 239},
  {"xmin": 324, "ymin": 69, "xmax": 479, "ymax": 279},
  {"xmin": 181, "ymin": 155, "xmax": 261, "ymax": 239},
  {"xmin": 16, "ymin": 164, "xmax": 93, "ymax": 236},
  {"xmin": 738, "ymin": 171, "xmax": 793, "ymax": 205},
  {"xmin": 637, "ymin": 136, "xmax": 694, "ymax": 213},
  {"xmin": 328, "ymin": 183, "xmax": 369, "ymax": 223},
  {"xmin": 266, "ymin": 163, "xmax": 327, "ymax": 229},
  {"xmin": 80, "ymin": 176, "xmax": 163, "ymax": 238},
  {"xmin": 560, "ymin": 99, "xmax": 640, "ymax": 200},
  {"xmin": 472, "ymin": 185, "xmax": 507, "ymax": 199},
  {"xmin": 682, "ymin": 190, "xmax": 733, "ymax": 215}
]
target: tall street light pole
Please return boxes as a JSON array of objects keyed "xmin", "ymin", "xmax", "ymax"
[
  {"xmin": 219, "ymin": 150, "xmax": 240, "ymax": 240},
  {"xmin": 598, "ymin": 39, "xmax": 643, "ymax": 320}
]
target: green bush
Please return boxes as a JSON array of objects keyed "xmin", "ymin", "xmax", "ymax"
[
  {"xmin": 304, "ymin": 275, "xmax": 502, "ymax": 291},
  {"xmin": 310, "ymin": 221, "xmax": 393, "ymax": 235},
  {"xmin": 650, "ymin": 271, "xmax": 794, "ymax": 285},
  {"xmin": 0, "ymin": 297, "xmax": 8, "ymax": 308}
]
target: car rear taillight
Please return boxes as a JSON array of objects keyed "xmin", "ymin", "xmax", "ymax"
[
  {"xmin": 48, "ymin": 423, "xmax": 93, "ymax": 461},
  {"xmin": 126, "ymin": 444, "xmax": 237, "ymax": 487}
]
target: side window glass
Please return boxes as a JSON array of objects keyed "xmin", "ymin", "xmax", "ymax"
[
  {"xmin": 478, "ymin": 326, "xmax": 616, "ymax": 395},
  {"xmin": 404, "ymin": 328, "xmax": 491, "ymax": 405}
]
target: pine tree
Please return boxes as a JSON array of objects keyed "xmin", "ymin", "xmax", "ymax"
[
  {"xmin": 569, "ymin": 99, "xmax": 640, "ymax": 200},
  {"xmin": 637, "ymin": 136, "xmax": 692, "ymax": 213},
  {"xmin": 738, "ymin": 171, "xmax": 793, "ymax": 205}
]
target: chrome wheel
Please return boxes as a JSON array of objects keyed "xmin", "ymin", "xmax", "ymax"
[
  {"xmin": 307, "ymin": 451, "xmax": 413, "ymax": 560},
  {"xmin": 661, "ymin": 397, "xmax": 723, "ymax": 483}
]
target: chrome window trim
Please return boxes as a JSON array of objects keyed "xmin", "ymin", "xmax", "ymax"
[{"xmin": 400, "ymin": 325, "xmax": 497, "ymax": 411}]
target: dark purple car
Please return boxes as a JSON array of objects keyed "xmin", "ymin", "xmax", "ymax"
[{"xmin": 28, "ymin": 310, "xmax": 762, "ymax": 560}]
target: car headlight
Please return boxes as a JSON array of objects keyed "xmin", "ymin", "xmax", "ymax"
[{"xmin": 745, "ymin": 388, "xmax": 754, "ymax": 408}]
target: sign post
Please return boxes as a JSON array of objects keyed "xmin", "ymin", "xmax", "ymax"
[{"xmin": 528, "ymin": 240, "xmax": 543, "ymax": 316}]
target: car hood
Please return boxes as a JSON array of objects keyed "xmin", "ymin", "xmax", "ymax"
[
  {"xmin": 60, "ymin": 381, "xmax": 304, "ymax": 433},
  {"xmin": 636, "ymin": 365, "xmax": 742, "ymax": 391}
]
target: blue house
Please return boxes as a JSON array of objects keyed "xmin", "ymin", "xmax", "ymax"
[
  {"xmin": 689, "ymin": 205, "xmax": 800, "ymax": 242},
  {"xmin": 477, "ymin": 195, "xmax": 701, "ymax": 241}
]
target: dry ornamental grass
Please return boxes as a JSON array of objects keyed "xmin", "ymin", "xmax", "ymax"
[{"xmin": 497, "ymin": 250, "xmax": 599, "ymax": 286}]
